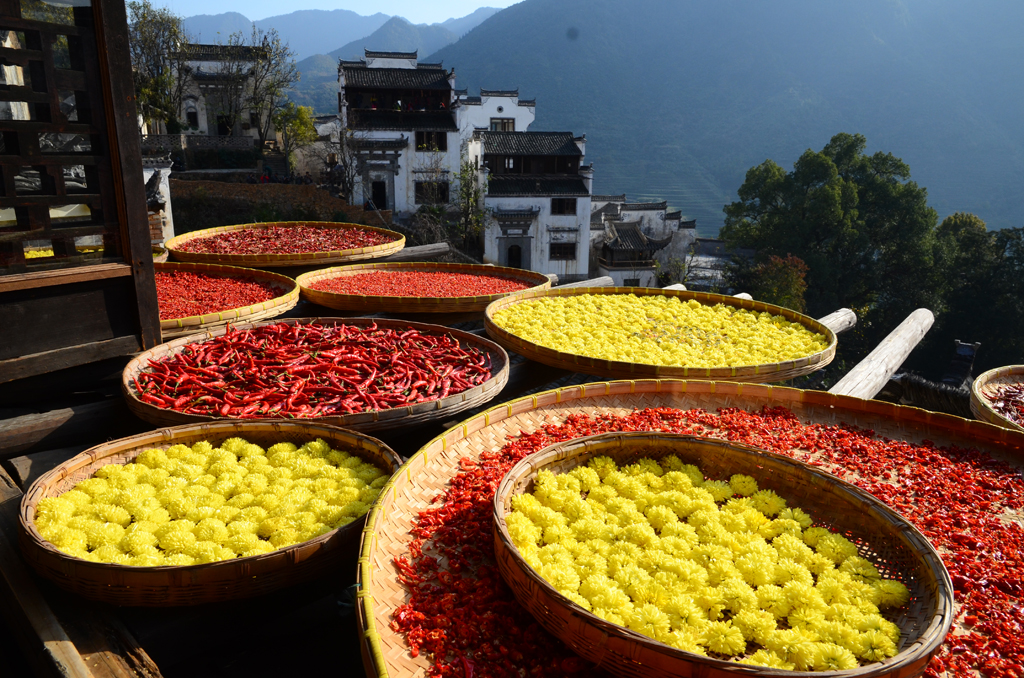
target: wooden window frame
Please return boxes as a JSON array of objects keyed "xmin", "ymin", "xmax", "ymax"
[{"xmin": 549, "ymin": 242, "xmax": 576, "ymax": 261}]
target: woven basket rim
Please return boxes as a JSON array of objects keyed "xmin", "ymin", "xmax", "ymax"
[
  {"xmin": 296, "ymin": 261, "xmax": 552, "ymax": 304},
  {"xmin": 165, "ymin": 221, "xmax": 406, "ymax": 265},
  {"xmin": 493, "ymin": 430, "xmax": 953, "ymax": 676},
  {"xmin": 357, "ymin": 378, "xmax": 1024, "ymax": 678},
  {"xmin": 20, "ymin": 421, "xmax": 401, "ymax": 580},
  {"xmin": 155, "ymin": 261, "xmax": 299, "ymax": 329},
  {"xmin": 970, "ymin": 365, "xmax": 1024, "ymax": 432},
  {"xmin": 123, "ymin": 317, "xmax": 510, "ymax": 431},
  {"xmin": 483, "ymin": 288, "xmax": 837, "ymax": 380}
]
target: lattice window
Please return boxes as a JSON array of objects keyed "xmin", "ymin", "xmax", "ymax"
[{"xmin": 0, "ymin": 0, "xmax": 122, "ymax": 275}]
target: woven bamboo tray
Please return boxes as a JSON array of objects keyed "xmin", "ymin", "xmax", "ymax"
[
  {"xmin": 484, "ymin": 287, "xmax": 837, "ymax": 383},
  {"xmin": 970, "ymin": 365, "xmax": 1024, "ymax": 432},
  {"xmin": 494, "ymin": 432, "xmax": 952, "ymax": 678},
  {"xmin": 357, "ymin": 379, "xmax": 1024, "ymax": 678},
  {"xmin": 19, "ymin": 421, "xmax": 402, "ymax": 606},
  {"xmin": 296, "ymin": 262, "xmax": 551, "ymax": 314},
  {"xmin": 123, "ymin": 317, "xmax": 510, "ymax": 433},
  {"xmin": 165, "ymin": 221, "xmax": 405, "ymax": 268},
  {"xmin": 153, "ymin": 245, "xmax": 168, "ymax": 263},
  {"xmin": 156, "ymin": 261, "xmax": 299, "ymax": 340}
]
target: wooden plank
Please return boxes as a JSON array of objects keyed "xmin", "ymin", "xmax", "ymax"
[
  {"xmin": 0, "ymin": 263, "xmax": 132, "ymax": 293},
  {"xmin": 93, "ymin": 0, "xmax": 162, "ymax": 352},
  {"xmin": 0, "ymin": 401, "xmax": 130, "ymax": 457},
  {"xmin": 378, "ymin": 242, "xmax": 450, "ymax": 262},
  {"xmin": 3, "ymin": 445, "xmax": 90, "ymax": 490},
  {"xmin": 554, "ymin": 276, "xmax": 614, "ymax": 289},
  {"xmin": 0, "ymin": 466, "xmax": 94, "ymax": 678},
  {"xmin": 829, "ymin": 309, "xmax": 935, "ymax": 400},
  {"xmin": 0, "ymin": 335, "xmax": 141, "ymax": 384},
  {"xmin": 47, "ymin": 595, "xmax": 163, "ymax": 678},
  {"xmin": 817, "ymin": 308, "xmax": 857, "ymax": 335}
]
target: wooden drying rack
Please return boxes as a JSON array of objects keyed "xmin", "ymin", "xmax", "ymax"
[{"xmin": 0, "ymin": 242, "xmax": 937, "ymax": 677}]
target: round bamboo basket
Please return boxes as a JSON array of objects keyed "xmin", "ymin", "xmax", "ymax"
[
  {"xmin": 970, "ymin": 365, "xmax": 1024, "ymax": 432},
  {"xmin": 123, "ymin": 317, "xmax": 510, "ymax": 433},
  {"xmin": 165, "ymin": 221, "xmax": 405, "ymax": 268},
  {"xmin": 296, "ymin": 262, "xmax": 552, "ymax": 314},
  {"xmin": 156, "ymin": 261, "xmax": 299, "ymax": 340},
  {"xmin": 19, "ymin": 421, "xmax": 402, "ymax": 606},
  {"xmin": 484, "ymin": 287, "xmax": 837, "ymax": 383},
  {"xmin": 153, "ymin": 245, "xmax": 168, "ymax": 263},
  {"xmin": 494, "ymin": 432, "xmax": 953, "ymax": 678},
  {"xmin": 356, "ymin": 379, "xmax": 1024, "ymax": 678}
]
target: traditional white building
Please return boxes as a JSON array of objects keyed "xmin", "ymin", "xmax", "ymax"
[
  {"xmin": 466, "ymin": 131, "xmax": 592, "ymax": 280},
  {"xmin": 590, "ymin": 196, "xmax": 697, "ymax": 285},
  {"xmin": 173, "ymin": 44, "xmax": 269, "ymax": 141},
  {"xmin": 455, "ymin": 88, "xmax": 536, "ymax": 137}
]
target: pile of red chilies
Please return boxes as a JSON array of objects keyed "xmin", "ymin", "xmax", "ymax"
[
  {"xmin": 392, "ymin": 406, "xmax": 1024, "ymax": 678},
  {"xmin": 989, "ymin": 384, "xmax": 1024, "ymax": 427},
  {"xmin": 311, "ymin": 271, "xmax": 531, "ymax": 298},
  {"xmin": 156, "ymin": 270, "xmax": 279, "ymax": 320},
  {"xmin": 133, "ymin": 322, "xmax": 492, "ymax": 418},
  {"xmin": 177, "ymin": 225, "xmax": 397, "ymax": 255}
]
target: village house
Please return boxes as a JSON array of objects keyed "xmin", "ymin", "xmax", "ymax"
[
  {"xmin": 173, "ymin": 43, "xmax": 269, "ymax": 142},
  {"xmin": 590, "ymin": 195, "xmax": 697, "ymax": 286},
  {"xmin": 337, "ymin": 51, "xmax": 593, "ymax": 280}
]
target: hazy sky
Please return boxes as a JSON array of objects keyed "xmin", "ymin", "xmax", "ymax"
[{"xmin": 156, "ymin": 0, "xmax": 519, "ymax": 23}]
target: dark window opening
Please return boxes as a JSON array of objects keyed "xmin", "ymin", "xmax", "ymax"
[
  {"xmin": 623, "ymin": 278, "xmax": 641, "ymax": 286},
  {"xmin": 551, "ymin": 198, "xmax": 577, "ymax": 215},
  {"xmin": 415, "ymin": 131, "xmax": 448, "ymax": 151},
  {"xmin": 507, "ymin": 244, "xmax": 522, "ymax": 268},
  {"xmin": 490, "ymin": 118, "xmax": 514, "ymax": 132},
  {"xmin": 186, "ymin": 110, "xmax": 198, "ymax": 127},
  {"xmin": 370, "ymin": 181, "xmax": 387, "ymax": 210},
  {"xmin": 415, "ymin": 181, "xmax": 450, "ymax": 205},
  {"xmin": 549, "ymin": 243, "xmax": 576, "ymax": 260}
]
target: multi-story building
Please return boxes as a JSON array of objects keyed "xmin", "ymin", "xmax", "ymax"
[
  {"xmin": 174, "ymin": 44, "xmax": 270, "ymax": 141},
  {"xmin": 590, "ymin": 195, "xmax": 697, "ymax": 285}
]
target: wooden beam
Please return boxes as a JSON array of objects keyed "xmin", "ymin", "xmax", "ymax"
[
  {"xmin": 662, "ymin": 283, "xmax": 686, "ymax": 291},
  {"xmin": 0, "ymin": 335, "xmax": 141, "ymax": 384},
  {"xmin": 0, "ymin": 467, "xmax": 94, "ymax": 678},
  {"xmin": 545, "ymin": 273, "xmax": 559, "ymax": 285},
  {"xmin": 0, "ymin": 263, "xmax": 132, "ymax": 294},
  {"xmin": 3, "ymin": 446, "xmax": 90, "ymax": 490},
  {"xmin": 378, "ymin": 242, "xmax": 450, "ymax": 262},
  {"xmin": 817, "ymin": 308, "xmax": 857, "ymax": 336},
  {"xmin": 829, "ymin": 309, "xmax": 935, "ymax": 400},
  {"xmin": 555, "ymin": 276, "xmax": 614, "ymax": 289},
  {"xmin": 0, "ymin": 400, "xmax": 128, "ymax": 458}
]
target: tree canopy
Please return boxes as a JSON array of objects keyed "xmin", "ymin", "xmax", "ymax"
[{"xmin": 127, "ymin": 0, "xmax": 193, "ymax": 131}]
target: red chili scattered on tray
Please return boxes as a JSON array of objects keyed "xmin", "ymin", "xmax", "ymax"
[
  {"xmin": 134, "ymin": 321, "xmax": 492, "ymax": 417},
  {"xmin": 176, "ymin": 225, "xmax": 397, "ymax": 255},
  {"xmin": 311, "ymin": 271, "xmax": 531, "ymax": 298},
  {"xmin": 156, "ymin": 270, "xmax": 279, "ymax": 321},
  {"xmin": 988, "ymin": 384, "xmax": 1024, "ymax": 426},
  {"xmin": 391, "ymin": 406, "xmax": 1024, "ymax": 678}
]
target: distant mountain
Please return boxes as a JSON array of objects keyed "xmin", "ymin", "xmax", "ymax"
[
  {"xmin": 440, "ymin": 7, "xmax": 500, "ymax": 37},
  {"xmin": 429, "ymin": 0, "xmax": 1024, "ymax": 234},
  {"xmin": 183, "ymin": 9, "xmax": 390, "ymax": 60},
  {"xmin": 328, "ymin": 17, "xmax": 458, "ymax": 62}
]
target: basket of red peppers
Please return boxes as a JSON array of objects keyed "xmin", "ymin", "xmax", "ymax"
[
  {"xmin": 122, "ymin": 318, "xmax": 509, "ymax": 432},
  {"xmin": 155, "ymin": 262, "xmax": 299, "ymax": 340},
  {"xmin": 971, "ymin": 365, "xmax": 1024, "ymax": 432}
]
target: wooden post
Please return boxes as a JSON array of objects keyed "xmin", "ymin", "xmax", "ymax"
[
  {"xmin": 817, "ymin": 309, "xmax": 857, "ymax": 335},
  {"xmin": 378, "ymin": 242, "xmax": 451, "ymax": 262},
  {"xmin": 829, "ymin": 309, "xmax": 934, "ymax": 400},
  {"xmin": 555, "ymin": 276, "xmax": 615, "ymax": 289}
]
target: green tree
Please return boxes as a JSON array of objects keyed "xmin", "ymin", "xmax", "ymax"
[
  {"xmin": 246, "ymin": 26, "xmax": 300, "ymax": 147},
  {"xmin": 721, "ymin": 133, "xmax": 938, "ymax": 347},
  {"xmin": 454, "ymin": 153, "xmax": 485, "ymax": 248},
  {"xmin": 273, "ymin": 102, "xmax": 319, "ymax": 171},
  {"xmin": 127, "ymin": 0, "xmax": 193, "ymax": 132},
  {"xmin": 745, "ymin": 254, "xmax": 809, "ymax": 312}
]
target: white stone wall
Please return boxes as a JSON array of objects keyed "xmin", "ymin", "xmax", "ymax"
[
  {"xmin": 457, "ymin": 95, "xmax": 536, "ymax": 136},
  {"xmin": 597, "ymin": 263, "xmax": 658, "ymax": 288},
  {"xmin": 482, "ymin": 194, "xmax": 591, "ymax": 280}
]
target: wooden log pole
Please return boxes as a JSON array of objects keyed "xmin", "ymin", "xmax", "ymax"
[
  {"xmin": 0, "ymin": 401, "xmax": 129, "ymax": 458},
  {"xmin": 818, "ymin": 308, "xmax": 857, "ymax": 335},
  {"xmin": 829, "ymin": 309, "xmax": 935, "ymax": 400},
  {"xmin": 555, "ymin": 276, "xmax": 615, "ymax": 289},
  {"xmin": 378, "ymin": 242, "xmax": 450, "ymax": 263}
]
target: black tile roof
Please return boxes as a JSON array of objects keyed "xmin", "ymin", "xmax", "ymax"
[
  {"xmin": 355, "ymin": 137, "xmax": 410, "ymax": 149},
  {"xmin": 365, "ymin": 50, "xmax": 418, "ymax": 59},
  {"xmin": 175, "ymin": 44, "xmax": 266, "ymax": 61},
  {"xmin": 590, "ymin": 202, "xmax": 620, "ymax": 223},
  {"xmin": 481, "ymin": 88, "xmax": 518, "ymax": 97},
  {"xmin": 604, "ymin": 222, "xmax": 672, "ymax": 253},
  {"xmin": 348, "ymin": 110, "xmax": 457, "ymax": 131},
  {"xmin": 621, "ymin": 201, "xmax": 668, "ymax": 211},
  {"xmin": 481, "ymin": 132, "xmax": 582, "ymax": 156},
  {"xmin": 592, "ymin": 194, "xmax": 626, "ymax": 202},
  {"xmin": 341, "ymin": 64, "xmax": 453, "ymax": 90},
  {"xmin": 517, "ymin": 99, "xmax": 536, "ymax": 107},
  {"xmin": 487, "ymin": 176, "xmax": 590, "ymax": 197}
]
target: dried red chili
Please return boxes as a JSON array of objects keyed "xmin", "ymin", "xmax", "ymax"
[
  {"xmin": 177, "ymin": 224, "xmax": 397, "ymax": 255},
  {"xmin": 988, "ymin": 384, "xmax": 1024, "ymax": 427},
  {"xmin": 155, "ymin": 270, "xmax": 279, "ymax": 321},
  {"xmin": 134, "ymin": 321, "xmax": 493, "ymax": 418},
  {"xmin": 311, "ymin": 271, "xmax": 531, "ymax": 298},
  {"xmin": 392, "ymin": 406, "xmax": 1024, "ymax": 678}
]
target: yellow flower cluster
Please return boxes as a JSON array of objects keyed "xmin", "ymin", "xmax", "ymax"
[
  {"xmin": 34, "ymin": 437, "xmax": 388, "ymax": 567},
  {"xmin": 25, "ymin": 246, "xmax": 103, "ymax": 259},
  {"xmin": 506, "ymin": 457, "xmax": 910, "ymax": 670},
  {"xmin": 492, "ymin": 295, "xmax": 828, "ymax": 368}
]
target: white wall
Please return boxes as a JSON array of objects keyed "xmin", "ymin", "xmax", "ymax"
[
  {"xmin": 457, "ymin": 94, "xmax": 536, "ymax": 136},
  {"xmin": 483, "ymin": 194, "xmax": 591, "ymax": 279}
]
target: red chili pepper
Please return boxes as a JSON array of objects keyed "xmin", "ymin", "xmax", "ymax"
[
  {"xmin": 310, "ymin": 271, "xmax": 530, "ymax": 298},
  {"xmin": 176, "ymin": 224, "xmax": 397, "ymax": 256},
  {"xmin": 155, "ymin": 270, "xmax": 279, "ymax": 321}
]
